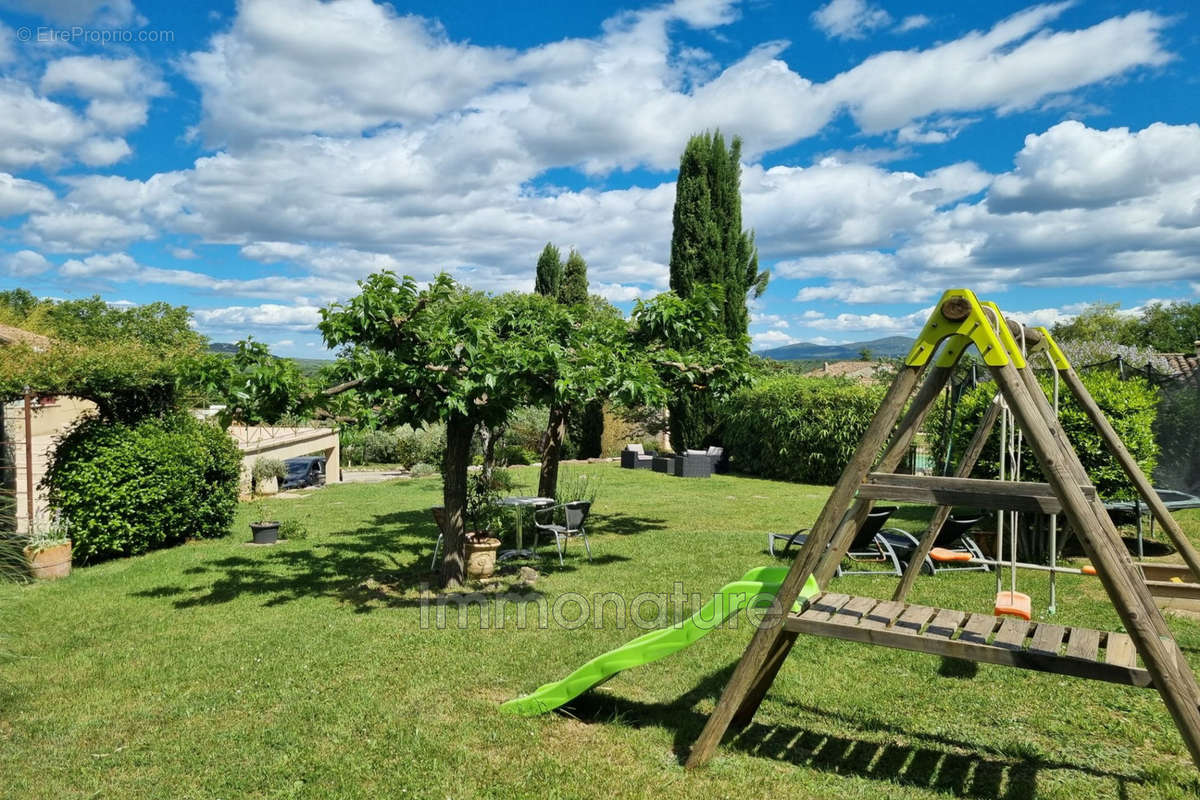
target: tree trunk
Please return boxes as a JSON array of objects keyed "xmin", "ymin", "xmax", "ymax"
[
  {"xmin": 538, "ymin": 404, "xmax": 567, "ymax": 498},
  {"xmin": 440, "ymin": 413, "xmax": 475, "ymax": 589},
  {"xmin": 479, "ymin": 423, "xmax": 500, "ymax": 487}
]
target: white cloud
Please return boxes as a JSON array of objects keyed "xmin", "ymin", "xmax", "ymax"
[
  {"xmin": 895, "ymin": 14, "xmax": 931, "ymax": 33},
  {"xmin": 0, "ymin": 79, "xmax": 90, "ymax": 170},
  {"xmin": 192, "ymin": 303, "xmax": 324, "ymax": 330},
  {"xmin": 0, "ymin": 173, "xmax": 55, "ymax": 215},
  {"xmin": 76, "ymin": 137, "xmax": 132, "ymax": 166},
  {"xmin": 1, "ymin": 250, "xmax": 51, "ymax": 277},
  {"xmin": 828, "ymin": 6, "xmax": 1169, "ymax": 134},
  {"xmin": 752, "ymin": 329, "xmax": 797, "ymax": 348},
  {"xmin": 812, "ymin": 0, "xmax": 891, "ymax": 40},
  {"xmin": 0, "ymin": 0, "xmax": 140, "ymax": 25},
  {"xmin": 0, "ymin": 22, "xmax": 14, "ymax": 64},
  {"xmin": 168, "ymin": 246, "xmax": 197, "ymax": 259},
  {"xmin": 41, "ymin": 56, "xmax": 167, "ymax": 133},
  {"xmin": 989, "ymin": 120, "xmax": 1200, "ymax": 212}
]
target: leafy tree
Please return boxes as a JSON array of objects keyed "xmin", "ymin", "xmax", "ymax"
[
  {"xmin": 631, "ymin": 287, "xmax": 750, "ymax": 450},
  {"xmin": 44, "ymin": 296, "xmax": 207, "ymax": 353},
  {"xmin": 0, "ymin": 289, "xmax": 48, "ymax": 323},
  {"xmin": 189, "ymin": 339, "xmax": 314, "ymax": 427},
  {"xmin": 667, "ymin": 131, "xmax": 764, "ymax": 448},
  {"xmin": 1051, "ymin": 303, "xmax": 1136, "ymax": 345},
  {"xmin": 534, "ymin": 243, "xmax": 562, "ymax": 299},
  {"xmin": 858, "ymin": 347, "xmax": 873, "ymax": 361},
  {"xmin": 321, "ymin": 272, "xmax": 662, "ymax": 587},
  {"xmin": 1130, "ymin": 301, "xmax": 1200, "ymax": 353}
]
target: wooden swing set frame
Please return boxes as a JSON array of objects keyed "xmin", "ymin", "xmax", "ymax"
[{"xmin": 685, "ymin": 289, "xmax": 1200, "ymax": 771}]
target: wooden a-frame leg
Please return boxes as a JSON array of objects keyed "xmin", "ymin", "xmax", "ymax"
[
  {"xmin": 893, "ymin": 394, "xmax": 1003, "ymax": 602},
  {"xmin": 993, "ymin": 360, "xmax": 1200, "ymax": 769},
  {"xmin": 730, "ymin": 630, "xmax": 798, "ymax": 731},
  {"xmin": 1059, "ymin": 366, "xmax": 1200, "ymax": 580},
  {"xmin": 815, "ymin": 363, "xmax": 959, "ymax": 584},
  {"xmin": 684, "ymin": 363, "xmax": 926, "ymax": 769}
]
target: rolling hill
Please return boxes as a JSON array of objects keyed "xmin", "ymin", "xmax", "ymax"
[{"xmin": 755, "ymin": 335, "xmax": 914, "ymax": 361}]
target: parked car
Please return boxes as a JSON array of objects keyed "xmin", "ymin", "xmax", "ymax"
[{"xmin": 282, "ymin": 457, "xmax": 326, "ymax": 490}]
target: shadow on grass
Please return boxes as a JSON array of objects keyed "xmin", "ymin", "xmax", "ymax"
[
  {"xmin": 591, "ymin": 513, "xmax": 670, "ymax": 536},
  {"xmin": 133, "ymin": 509, "xmax": 525, "ymax": 612},
  {"xmin": 558, "ymin": 664, "xmax": 1154, "ymax": 799}
]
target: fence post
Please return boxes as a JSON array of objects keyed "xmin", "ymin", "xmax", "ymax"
[{"xmin": 23, "ymin": 387, "xmax": 33, "ymax": 528}]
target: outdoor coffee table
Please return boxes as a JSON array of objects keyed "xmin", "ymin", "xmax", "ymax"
[{"xmin": 496, "ymin": 495, "xmax": 555, "ymax": 561}]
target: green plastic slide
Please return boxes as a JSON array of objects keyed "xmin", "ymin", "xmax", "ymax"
[{"xmin": 500, "ymin": 566, "xmax": 819, "ymax": 716}]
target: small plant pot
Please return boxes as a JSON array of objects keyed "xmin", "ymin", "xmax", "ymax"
[
  {"xmin": 24, "ymin": 541, "xmax": 71, "ymax": 580},
  {"xmin": 250, "ymin": 521, "xmax": 280, "ymax": 545},
  {"xmin": 465, "ymin": 536, "xmax": 501, "ymax": 579}
]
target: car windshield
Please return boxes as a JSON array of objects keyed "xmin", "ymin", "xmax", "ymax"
[{"xmin": 286, "ymin": 462, "xmax": 310, "ymax": 475}]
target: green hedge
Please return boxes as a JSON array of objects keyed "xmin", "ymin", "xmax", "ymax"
[
  {"xmin": 927, "ymin": 370, "xmax": 1158, "ymax": 500},
  {"xmin": 722, "ymin": 376, "xmax": 886, "ymax": 484},
  {"xmin": 44, "ymin": 413, "xmax": 242, "ymax": 563}
]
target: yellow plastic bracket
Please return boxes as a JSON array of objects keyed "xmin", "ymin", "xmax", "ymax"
[
  {"xmin": 980, "ymin": 301, "xmax": 1027, "ymax": 370},
  {"xmin": 1031, "ymin": 326, "xmax": 1071, "ymax": 370},
  {"xmin": 904, "ymin": 289, "xmax": 1011, "ymax": 368}
]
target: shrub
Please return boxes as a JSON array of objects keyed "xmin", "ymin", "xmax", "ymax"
[
  {"xmin": 722, "ymin": 376, "xmax": 886, "ymax": 484},
  {"xmin": 252, "ymin": 457, "xmax": 286, "ymax": 482},
  {"xmin": 278, "ymin": 518, "xmax": 308, "ymax": 540},
  {"xmin": 927, "ymin": 370, "xmax": 1158, "ymax": 500},
  {"xmin": 44, "ymin": 413, "xmax": 242, "ymax": 563},
  {"xmin": 394, "ymin": 424, "xmax": 445, "ymax": 467},
  {"xmin": 409, "ymin": 462, "xmax": 437, "ymax": 478}
]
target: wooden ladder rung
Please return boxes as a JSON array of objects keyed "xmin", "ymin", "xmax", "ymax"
[{"xmin": 784, "ymin": 594, "xmax": 1152, "ymax": 688}]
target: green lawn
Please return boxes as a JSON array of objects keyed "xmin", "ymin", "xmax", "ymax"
[{"xmin": 3, "ymin": 463, "xmax": 1200, "ymax": 799}]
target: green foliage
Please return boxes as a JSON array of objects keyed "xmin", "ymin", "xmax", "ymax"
[
  {"xmin": 277, "ymin": 518, "xmax": 308, "ymax": 540},
  {"xmin": 408, "ymin": 462, "xmax": 437, "ymax": 477},
  {"xmin": 345, "ymin": 425, "xmax": 446, "ymax": 467},
  {"xmin": 668, "ymin": 129, "xmax": 763, "ymax": 340},
  {"xmin": 24, "ymin": 515, "xmax": 72, "ymax": 551},
  {"xmin": 632, "ymin": 286, "xmax": 750, "ymax": 449},
  {"xmin": 1051, "ymin": 300, "xmax": 1200, "ymax": 354},
  {"xmin": 534, "ymin": 243, "xmax": 562, "ymax": 298},
  {"xmin": 44, "ymin": 413, "xmax": 241, "ymax": 563},
  {"xmin": 567, "ymin": 400, "xmax": 604, "ymax": 459},
  {"xmin": 252, "ymin": 458, "xmax": 287, "ymax": 482},
  {"xmin": 555, "ymin": 467, "xmax": 601, "ymax": 506},
  {"xmin": 190, "ymin": 339, "xmax": 314, "ymax": 427},
  {"xmin": 722, "ymin": 376, "xmax": 886, "ymax": 484},
  {"xmin": 559, "ymin": 249, "xmax": 589, "ymax": 306},
  {"xmin": 45, "ymin": 297, "xmax": 207, "ymax": 353},
  {"xmin": 928, "ymin": 371, "xmax": 1159, "ymax": 500},
  {"xmin": 0, "ymin": 340, "xmax": 187, "ymax": 423},
  {"xmin": 465, "ymin": 472, "xmax": 506, "ymax": 538}
]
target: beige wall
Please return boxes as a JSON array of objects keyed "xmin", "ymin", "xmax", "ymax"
[
  {"xmin": 230, "ymin": 425, "xmax": 341, "ymax": 493},
  {"xmin": 5, "ymin": 395, "xmax": 95, "ymax": 533}
]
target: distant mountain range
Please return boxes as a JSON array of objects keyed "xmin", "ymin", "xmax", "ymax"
[{"xmin": 755, "ymin": 335, "xmax": 914, "ymax": 361}]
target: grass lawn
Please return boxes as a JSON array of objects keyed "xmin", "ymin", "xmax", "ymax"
[{"xmin": 3, "ymin": 463, "xmax": 1200, "ymax": 799}]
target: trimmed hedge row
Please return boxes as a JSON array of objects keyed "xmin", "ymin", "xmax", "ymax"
[
  {"xmin": 44, "ymin": 413, "xmax": 242, "ymax": 563},
  {"xmin": 723, "ymin": 376, "xmax": 886, "ymax": 484}
]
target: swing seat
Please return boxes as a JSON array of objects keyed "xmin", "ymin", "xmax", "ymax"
[
  {"xmin": 995, "ymin": 590, "xmax": 1031, "ymax": 620},
  {"xmin": 930, "ymin": 547, "xmax": 973, "ymax": 563}
]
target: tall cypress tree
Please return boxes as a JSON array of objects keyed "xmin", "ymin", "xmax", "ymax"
[
  {"xmin": 534, "ymin": 243, "xmax": 562, "ymax": 298},
  {"xmin": 559, "ymin": 249, "xmax": 589, "ymax": 306},
  {"xmin": 667, "ymin": 130, "xmax": 764, "ymax": 449},
  {"xmin": 558, "ymin": 250, "xmax": 602, "ymax": 457}
]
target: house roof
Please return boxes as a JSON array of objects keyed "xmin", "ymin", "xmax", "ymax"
[
  {"xmin": 805, "ymin": 360, "xmax": 888, "ymax": 382},
  {"xmin": 1161, "ymin": 353, "xmax": 1200, "ymax": 380},
  {"xmin": 0, "ymin": 323, "xmax": 51, "ymax": 350}
]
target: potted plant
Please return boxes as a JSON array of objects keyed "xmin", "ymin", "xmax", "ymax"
[
  {"xmin": 464, "ymin": 473, "xmax": 505, "ymax": 579},
  {"xmin": 249, "ymin": 500, "xmax": 279, "ymax": 544},
  {"xmin": 252, "ymin": 457, "xmax": 286, "ymax": 495},
  {"xmin": 23, "ymin": 516, "xmax": 72, "ymax": 580}
]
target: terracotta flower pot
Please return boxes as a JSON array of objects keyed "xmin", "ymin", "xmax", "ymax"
[
  {"xmin": 24, "ymin": 541, "xmax": 71, "ymax": 580},
  {"xmin": 465, "ymin": 536, "xmax": 501, "ymax": 579}
]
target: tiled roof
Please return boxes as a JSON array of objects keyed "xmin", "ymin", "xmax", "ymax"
[
  {"xmin": 1162, "ymin": 353, "xmax": 1200, "ymax": 380},
  {"xmin": 0, "ymin": 323, "xmax": 51, "ymax": 350},
  {"xmin": 804, "ymin": 360, "xmax": 888, "ymax": 382}
]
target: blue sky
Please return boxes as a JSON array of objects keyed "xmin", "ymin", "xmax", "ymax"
[{"xmin": 0, "ymin": 0, "xmax": 1198, "ymax": 356}]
